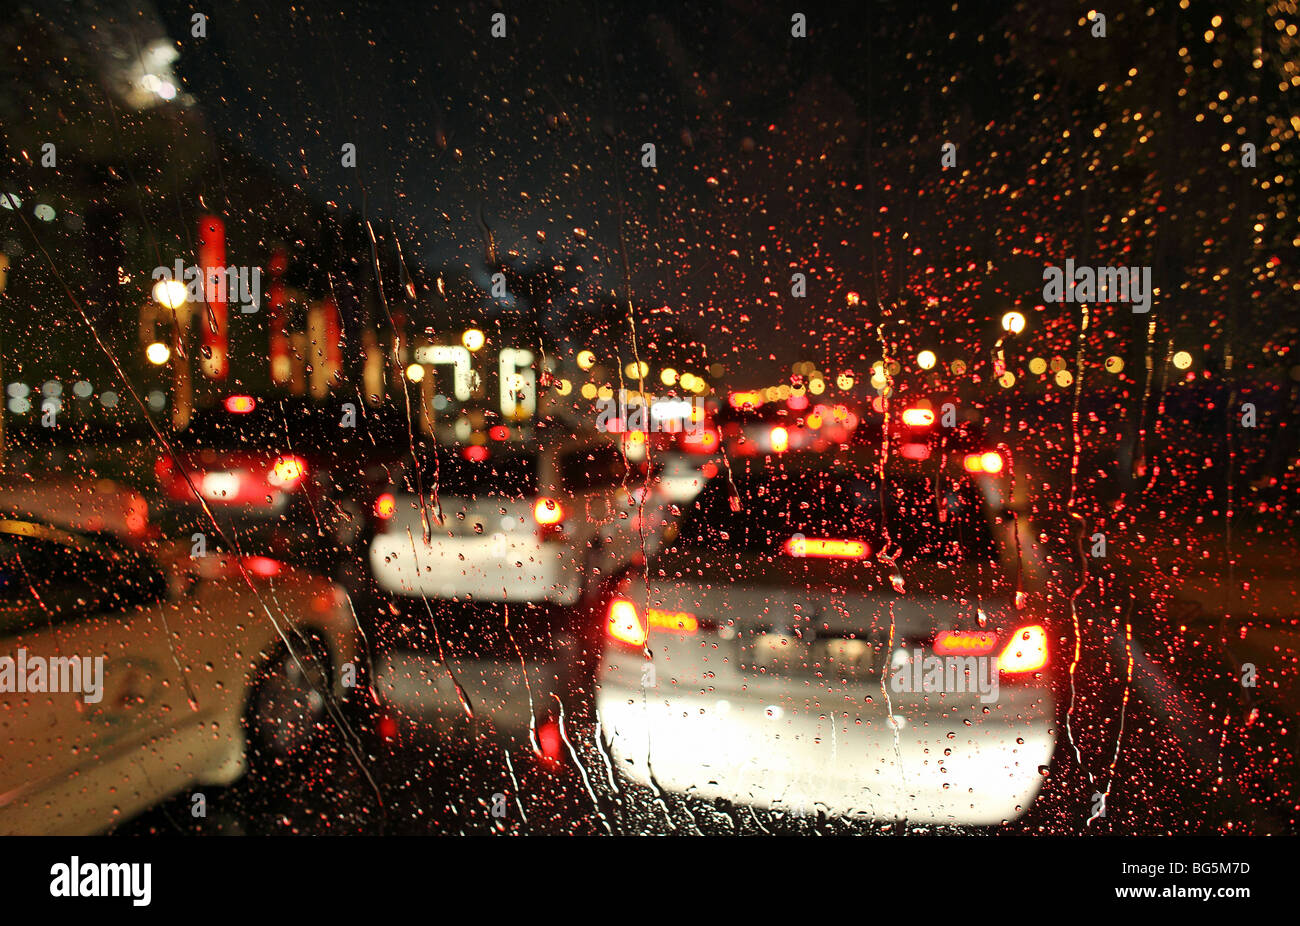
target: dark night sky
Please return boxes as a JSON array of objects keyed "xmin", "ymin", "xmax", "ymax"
[
  {"xmin": 95, "ymin": 0, "xmax": 1300, "ymax": 385},
  {"xmin": 149, "ymin": 0, "xmax": 897, "ymax": 379}
]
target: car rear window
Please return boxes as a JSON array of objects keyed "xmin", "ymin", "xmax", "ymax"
[
  {"xmin": 675, "ymin": 467, "xmax": 996, "ymax": 563},
  {"xmin": 412, "ymin": 446, "xmax": 540, "ymax": 499}
]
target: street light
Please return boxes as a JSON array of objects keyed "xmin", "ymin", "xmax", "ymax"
[
  {"xmin": 152, "ymin": 278, "xmax": 187, "ymax": 310},
  {"xmin": 461, "ymin": 328, "xmax": 485, "ymax": 352},
  {"xmin": 145, "ymin": 341, "xmax": 171, "ymax": 365},
  {"xmin": 1000, "ymin": 311, "xmax": 1026, "ymax": 335}
]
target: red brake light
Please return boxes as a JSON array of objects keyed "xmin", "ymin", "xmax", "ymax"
[
  {"xmin": 489, "ymin": 425, "xmax": 510, "ymax": 441},
  {"xmin": 462, "ymin": 445, "xmax": 490, "ymax": 462},
  {"xmin": 533, "ymin": 497, "xmax": 565, "ymax": 526},
  {"xmin": 535, "ymin": 720, "xmax": 563, "ymax": 764},
  {"xmin": 244, "ymin": 555, "xmax": 282, "ymax": 578},
  {"xmin": 646, "ymin": 607, "xmax": 699, "ymax": 634},
  {"xmin": 374, "ymin": 492, "xmax": 396, "ymax": 519},
  {"xmin": 901, "ymin": 407, "xmax": 934, "ymax": 427},
  {"xmin": 770, "ymin": 426, "xmax": 790, "ymax": 453},
  {"xmin": 607, "ymin": 598, "xmax": 647, "ymax": 647},
  {"xmin": 998, "ymin": 624, "xmax": 1049, "ymax": 674},
  {"xmin": 934, "ymin": 630, "xmax": 998, "ymax": 655},
  {"xmin": 784, "ymin": 537, "xmax": 868, "ymax": 559},
  {"xmin": 225, "ymin": 395, "xmax": 256, "ymax": 414},
  {"xmin": 268, "ymin": 454, "xmax": 307, "ymax": 489},
  {"xmin": 680, "ymin": 429, "xmax": 719, "ymax": 454}
]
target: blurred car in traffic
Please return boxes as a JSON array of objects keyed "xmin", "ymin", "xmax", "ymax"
[
  {"xmin": 594, "ymin": 415, "xmax": 1055, "ymax": 825},
  {"xmin": 0, "ymin": 476, "xmax": 362, "ymax": 835},
  {"xmin": 356, "ymin": 426, "xmax": 676, "ymax": 740},
  {"xmin": 155, "ymin": 395, "xmax": 408, "ymax": 571}
]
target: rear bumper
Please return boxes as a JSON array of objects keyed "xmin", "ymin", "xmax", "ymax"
[
  {"xmin": 373, "ymin": 651, "xmax": 567, "ymax": 737},
  {"xmin": 595, "ymin": 680, "xmax": 1055, "ymax": 825},
  {"xmin": 349, "ymin": 590, "xmax": 606, "ymax": 736},
  {"xmin": 368, "ymin": 531, "xmax": 582, "ymax": 605}
]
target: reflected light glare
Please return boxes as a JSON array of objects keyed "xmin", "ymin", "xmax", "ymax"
[
  {"xmin": 1001, "ymin": 311, "xmax": 1026, "ymax": 334},
  {"xmin": 152, "ymin": 278, "xmax": 187, "ymax": 309}
]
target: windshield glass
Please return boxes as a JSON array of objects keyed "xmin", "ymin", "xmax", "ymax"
[{"xmin": 0, "ymin": 0, "xmax": 1296, "ymax": 875}]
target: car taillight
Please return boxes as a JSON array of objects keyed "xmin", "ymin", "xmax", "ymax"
[
  {"xmin": 783, "ymin": 536, "xmax": 868, "ymax": 559},
  {"xmin": 998, "ymin": 624, "xmax": 1048, "ymax": 674},
  {"xmin": 373, "ymin": 492, "xmax": 396, "ymax": 520},
  {"xmin": 244, "ymin": 556, "xmax": 282, "ymax": 578},
  {"xmin": 963, "ymin": 451, "xmax": 1005, "ymax": 474},
  {"xmin": 770, "ymin": 426, "xmax": 789, "ymax": 453},
  {"xmin": 268, "ymin": 454, "xmax": 308, "ymax": 489},
  {"xmin": 680, "ymin": 429, "xmax": 719, "ymax": 454},
  {"xmin": 606, "ymin": 598, "xmax": 646, "ymax": 648},
  {"xmin": 933, "ymin": 630, "xmax": 998, "ymax": 655},
  {"xmin": 225, "ymin": 394, "xmax": 256, "ymax": 413},
  {"xmin": 533, "ymin": 497, "xmax": 564, "ymax": 526},
  {"xmin": 901, "ymin": 407, "xmax": 934, "ymax": 427},
  {"xmin": 154, "ymin": 455, "xmax": 173, "ymax": 481},
  {"xmin": 646, "ymin": 607, "xmax": 699, "ymax": 634},
  {"xmin": 535, "ymin": 720, "xmax": 564, "ymax": 764}
]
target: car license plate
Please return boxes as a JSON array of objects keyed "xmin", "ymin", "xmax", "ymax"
[
  {"xmin": 740, "ymin": 631, "xmax": 876, "ymax": 680},
  {"xmin": 812, "ymin": 637, "xmax": 874, "ymax": 679},
  {"xmin": 747, "ymin": 631, "xmax": 804, "ymax": 674}
]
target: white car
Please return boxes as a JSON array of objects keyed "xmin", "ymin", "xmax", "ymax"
[
  {"xmin": 369, "ymin": 435, "xmax": 670, "ymax": 606},
  {"xmin": 364, "ymin": 433, "xmax": 673, "ymax": 733},
  {"xmin": 0, "ymin": 477, "xmax": 362, "ymax": 835},
  {"xmin": 595, "ymin": 443, "xmax": 1056, "ymax": 826}
]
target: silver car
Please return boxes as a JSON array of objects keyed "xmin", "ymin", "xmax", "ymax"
[{"xmin": 595, "ymin": 446, "xmax": 1055, "ymax": 825}]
